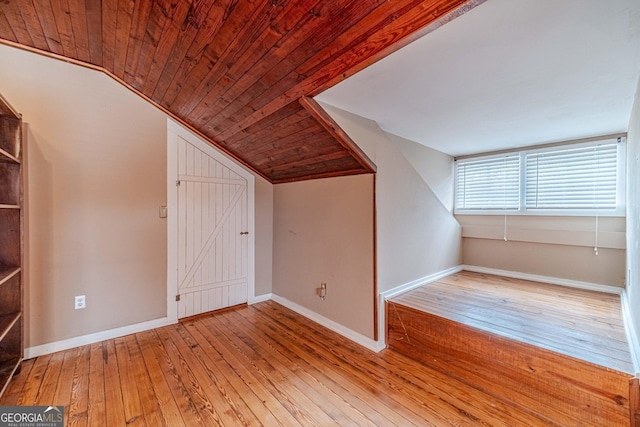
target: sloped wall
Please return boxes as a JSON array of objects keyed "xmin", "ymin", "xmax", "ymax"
[
  {"xmin": 386, "ymin": 132, "xmax": 454, "ymax": 212},
  {"xmin": 320, "ymin": 103, "xmax": 462, "ymax": 293}
]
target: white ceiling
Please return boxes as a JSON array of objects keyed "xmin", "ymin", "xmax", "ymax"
[{"xmin": 316, "ymin": 0, "xmax": 640, "ymax": 157}]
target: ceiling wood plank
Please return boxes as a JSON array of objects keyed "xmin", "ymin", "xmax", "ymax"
[
  {"xmin": 236, "ymin": 128, "xmax": 329, "ymax": 161},
  {"xmin": 112, "ymin": 0, "xmax": 135, "ymax": 79},
  {"xmin": 158, "ymin": 0, "xmax": 250, "ymax": 107},
  {"xmin": 263, "ymin": 154, "xmax": 358, "ymax": 177},
  {"xmin": 204, "ymin": 2, "xmax": 395, "ymax": 135},
  {"xmin": 12, "ymin": 1, "xmax": 48, "ymax": 50},
  {"xmin": 222, "ymin": 101, "xmax": 307, "ymax": 146},
  {"xmin": 213, "ymin": 0, "xmax": 474, "ymax": 142},
  {"xmin": 228, "ymin": 116, "xmax": 321, "ymax": 154},
  {"xmin": 299, "ymin": 96, "xmax": 376, "ymax": 172},
  {"xmin": 1, "ymin": 1, "xmax": 35, "ymax": 47},
  {"xmin": 0, "ymin": 10, "xmax": 17, "ymax": 44},
  {"xmin": 140, "ymin": 0, "xmax": 192, "ymax": 96},
  {"xmin": 66, "ymin": 0, "xmax": 91, "ymax": 62},
  {"xmin": 264, "ymin": 150, "xmax": 352, "ymax": 174},
  {"xmin": 182, "ymin": 0, "xmax": 326, "ymax": 121},
  {"xmin": 51, "ymin": 0, "xmax": 79, "ymax": 59},
  {"xmin": 122, "ymin": 0, "xmax": 153, "ymax": 86},
  {"xmin": 269, "ymin": 157, "xmax": 366, "ymax": 183},
  {"xmin": 225, "ymin": 114, "xmax": 312, "ymax": 150},
  {"xmin": 223, "ymin": 133, "xmax": 330, "ymax": 176},
  {"xmin": 101, "ymin": 0, "xmax": 118, "ymax": 71},
  {"xmin": 200, "ymin": 0, "xmax": 380, "ymax": 135},
  {"xmin": 128, "ymin": 0, "xmax": 170, "ymax": 89},
  {"xmin": 162, "ymin": 0, "xmax": 274, "ymax": 114},
  {"xmin": 150, "ymin": 0, "xmax": 220, "ymax": 103},
  {"xmin": 253, "ymin": 136, "xmax": 349, "ymax": 169},
  {"xmin": 31, "ymin": 1, "xmax": 64, "ymax": 55},
  {"xmin": 84, "ymin": 0, "xmax": 103, "ymax": 65}
]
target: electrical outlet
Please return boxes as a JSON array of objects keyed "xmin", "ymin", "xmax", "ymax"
[{"xmin": 75, "ymin": 295, "xmax": 86, "ymax": 310}]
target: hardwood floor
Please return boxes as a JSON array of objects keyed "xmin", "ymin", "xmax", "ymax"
[
  {"xmin": 389, "ymin": 270, "xmax": 633, "ymax": 373},
  {"xmin": 3, "ymin": 300, "xmax": 555, "ymax": 426}
]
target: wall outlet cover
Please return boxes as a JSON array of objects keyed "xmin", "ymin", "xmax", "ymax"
[{"xmin": 75, "ymin": 295, "xmax": 86, "ymax": 310}]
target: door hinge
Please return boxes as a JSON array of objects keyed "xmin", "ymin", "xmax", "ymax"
[{"xmin": 175, "ymin": 294, "xmax": 181, "ymax": 301}]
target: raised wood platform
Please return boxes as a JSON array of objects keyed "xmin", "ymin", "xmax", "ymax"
[{"xmin": 387, "ymin": 271, "xmax": 640, "ymax": 427}]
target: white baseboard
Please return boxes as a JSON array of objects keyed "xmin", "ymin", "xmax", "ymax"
[
  {"xmin": 380, "ymin": 266, "xmax": 463, "ymax": 300},
  {"xmin": 621, "ymin": 291, "xmax": 640, "ymax": 375},
  {"xmin": 25, "ymin": 316, "xmax": 177, "ymax": 359},
  {"xmin": 249, "ymin": 293, "xmax": 273, "ymax": 304},
  {"xmin": 270, "ymin": 294, "xmax": 384, "ymax": 353},
  {"xmin": 461, "ymin": 265, "xmax": 624, "ymax": 295},
  {"xmin": 27, "ymin": 267, "xmax": 622, "ymax": 362},
  {"xmin": 24, "ymin": 290, "xmax": 380, "ymax": 359},
  {"xmin": 377, "ymin": 266, "xmax": 463, "ymax": 348}
]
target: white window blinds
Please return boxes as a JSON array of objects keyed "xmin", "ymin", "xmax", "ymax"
[
  {"xmin": 455, "ymin": 155, "xmax": 520, "ymax": 210},
  {"xmin": 454, "ymin": 137, "xmax": 624, "ymax": 215},
  {"xmin": 525, "ymin": 143, "xmax": 618, "ymax": 210}
]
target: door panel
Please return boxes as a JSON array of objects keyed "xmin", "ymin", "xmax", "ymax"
[{"xmin": 177, "ymin": 135, "xmax": 248, "ymax": 318}]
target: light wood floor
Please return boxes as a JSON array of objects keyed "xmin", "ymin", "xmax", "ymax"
[
  {"xmin": 390, "ymin": 271, "xmax": 634, "ymax": 374},
  {"xmin": 2, "ymin": 300, "xmax": 556, "ymax": 426}
]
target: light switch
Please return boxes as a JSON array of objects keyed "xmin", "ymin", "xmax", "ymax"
[{"xmin": 159, "ymin": 206, "xmax": 168, "ymax": 218}]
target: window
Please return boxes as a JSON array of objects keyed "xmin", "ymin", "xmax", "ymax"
[
  {"xmin": 455, "ymin": 155, "xmax": 520, "ymax": 210},
  {"xmin": 454, "ymin": 137, "xmax": 625, "ymax": 216}
]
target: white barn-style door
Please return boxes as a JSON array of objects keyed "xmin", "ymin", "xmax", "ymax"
[{"xmin": 167, "ymin": 120, "xmax": 254, "ymax": 320}]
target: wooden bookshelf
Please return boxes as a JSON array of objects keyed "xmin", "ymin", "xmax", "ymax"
[
  {"xmin": 0, "ymin": 92, "xmax": 23, "ymax": 398},
  {"xmin": 0, "ymin": 268, "xmax": 20, "ymax": 286}
]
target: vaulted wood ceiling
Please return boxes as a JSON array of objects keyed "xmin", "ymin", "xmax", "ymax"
[{"xmin": 0, "ymin": 0, "xmax": 481, "ymax": 183}]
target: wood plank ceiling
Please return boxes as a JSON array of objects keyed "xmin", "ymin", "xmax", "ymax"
[{"xmin": 0, "ymin": 0, "xmax": 482, "ymax": 183}]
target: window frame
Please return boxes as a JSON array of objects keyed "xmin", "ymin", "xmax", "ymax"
[{"xmin": 454, "ymin": 137, "xmax": 626, "ymax": 217}]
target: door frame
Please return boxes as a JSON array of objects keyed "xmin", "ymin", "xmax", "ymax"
[{"xmin": 166, "ymin": 118, "xmax": 255, "ymax": 323}]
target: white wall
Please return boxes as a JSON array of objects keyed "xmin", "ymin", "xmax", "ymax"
[
  {"xmin": 626, "ymin": 77, "xmax": 640, "ymax": 365},
  {"xmin": 255, "ymin": 176, "xmax": 274, "ymax": 296},
  {"xmin": 320, "ymin": 103, "xmax": 462, "ymax": 293},
  {"xmin": 458, "ymin": 214, "xmax": 626, "ymax": 286},
  {"xmin": 0, "ymin": 44, "xmax": 274, "ymax": 349},
  {"xmin": 0, "ymin": 45, "xmax": 167, "ymax": 347},
  {"xmin": 273, "ymin": 174, "xmax": 375, "ymax": 339},
  {"xmin": 386, "ymin": 132, "xmax": 454, "ymax": 211}
]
